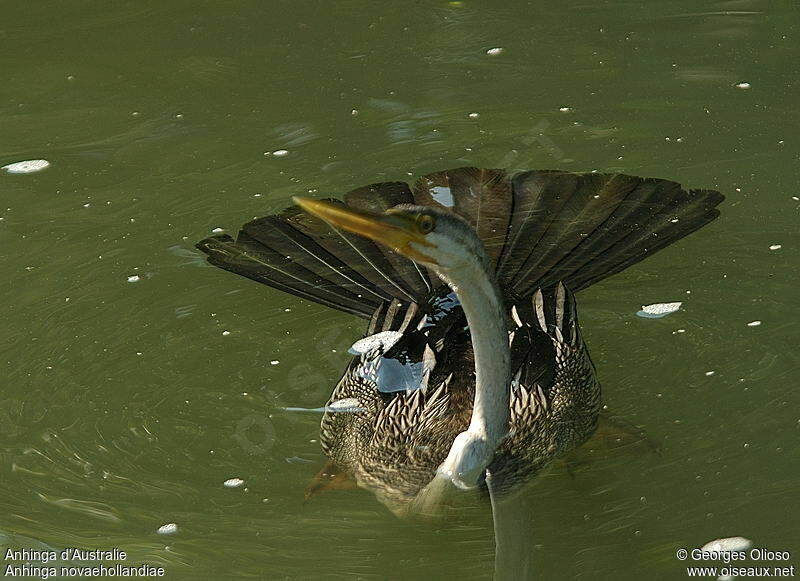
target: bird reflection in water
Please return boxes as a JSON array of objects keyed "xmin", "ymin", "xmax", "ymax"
[{"xmin": 197, "ymin": 167, "xmax": 723, "ymax": 578}]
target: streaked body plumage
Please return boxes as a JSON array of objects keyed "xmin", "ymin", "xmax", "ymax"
[
  {"xmin": 197, "ymin": 167, "xmax": 723, "ymax": 513},
  {"xmin": 322, "ymin": 283, "xmax": 597, "ymax": 511}
]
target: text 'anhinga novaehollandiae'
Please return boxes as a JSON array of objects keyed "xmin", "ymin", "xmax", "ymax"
[{"xmin": 197, "ymin": 167, "xmax": 723, "ymax": 518}]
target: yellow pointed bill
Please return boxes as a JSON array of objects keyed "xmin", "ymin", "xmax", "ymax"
[{"xmin": 293, "ymin": 197, "xmax": 436, "ymax": 264}]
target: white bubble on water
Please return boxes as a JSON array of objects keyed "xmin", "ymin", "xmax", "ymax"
[
  {"xmin": 157, "ymin": 523, "xmax": 179, "ymax": 535},
  {"xmin": 2, "ymin": 159, "xmax": 51, "ymax": 174},
  {"xmin": 637, "ymin": 302, "xmax": 682, "ymax": 318}
]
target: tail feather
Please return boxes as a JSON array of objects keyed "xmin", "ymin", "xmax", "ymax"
[{"xmin": 196, "ymin": 167, "xmax": 724, "ymax": 316}]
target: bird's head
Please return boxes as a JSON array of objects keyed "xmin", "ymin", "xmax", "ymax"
[{"xmin": 293, "ymin": 198, "xmax": 485, "ymax": 274}]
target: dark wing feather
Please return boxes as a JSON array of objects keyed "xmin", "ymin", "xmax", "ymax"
[
  {"xmin": 494, "ymin": 170, "xmax": 582, "ymax": 290},
  {"xmin": 555, "ymin": 185, "xmax": 723, "ymax": 291},
  {"xmin": 496, "ymin": 171, "xmax": 724, "ymax": 296},
  {"xmin": 244, "ymin": 213, "xmax": 394, "ymax": 303},
  {"xmin": 343, "ymin": 181, "xmax": 436, "ymax": 298},
  {"xmin": 197, "ymin": 182, "xmax": 437, "ymax": 319},
  {"xmin": 272, "ymin": 203, "xmax": 423, "ymax": 304},
  {"xmin": 196, "ymin": 231, "xmax": 378, "ymax": 317},
  {"xmin": 505, "ymin": 173, "xmax": 640, "ymax": 294},
  {"xmin": 197, "ymin": 168, "xmax": 724, "ymax": 317},
  {"xmin": 344, "ymin": 180, "xmax": 415, "ymax": 211}
]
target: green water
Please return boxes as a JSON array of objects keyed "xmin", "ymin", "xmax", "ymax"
[{"xmin": 2, "ymin": 1, "xmax": 798, "ymax": 579}]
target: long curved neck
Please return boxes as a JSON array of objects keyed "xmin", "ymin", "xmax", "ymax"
[
  {"xmin": 447, "ymin": 261, "xmax": 511, "ymax": 444},
  {"xmin": 432, "ymin": 252, "xmax": 511, "ymax": 489}
]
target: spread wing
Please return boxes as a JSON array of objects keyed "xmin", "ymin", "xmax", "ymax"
[{"xmin": 197, "ymin": 168, "xmax": 724, "ymax": 317}]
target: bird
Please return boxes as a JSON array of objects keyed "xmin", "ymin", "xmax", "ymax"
[{"xmin": 196, "ymin": 167, "xmax": 724, "ymax": 516}]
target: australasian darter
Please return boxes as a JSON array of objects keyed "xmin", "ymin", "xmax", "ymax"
[{"xmin": 196, "ymin": 167, "xmax": 723, "ymax": 516}]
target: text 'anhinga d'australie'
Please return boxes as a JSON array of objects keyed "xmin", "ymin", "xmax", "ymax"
[{"xmin": 196, "ymin": 167, "xmax": 723, "ymax": 570}]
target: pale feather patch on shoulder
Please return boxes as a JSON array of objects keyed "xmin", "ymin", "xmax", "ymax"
[
  {"xmin": 511, "ymin": 304, "xmax": 524, "ymax": 327},
  {"xmin": 530, "ymin": 283, "xmax": 580, "ymax": 347},
  {"xmin": 554, "ymin": 283, "xmax": 566, "ymax": 329},
  {"xmin": 532, "ymin": 289, "xmax": 548, "ymax": 332},
  {"xmin": 398, "ymin": 302, "xmax": 420, "ymax": 332},
  {"xmin": 510, "ymin": 381, "xmax": 549, "ymax": 423}
]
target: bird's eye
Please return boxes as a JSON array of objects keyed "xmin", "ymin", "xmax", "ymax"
[{"xmin": 417, "ymin": 214, "xmax": 436, "ymax": 234}]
